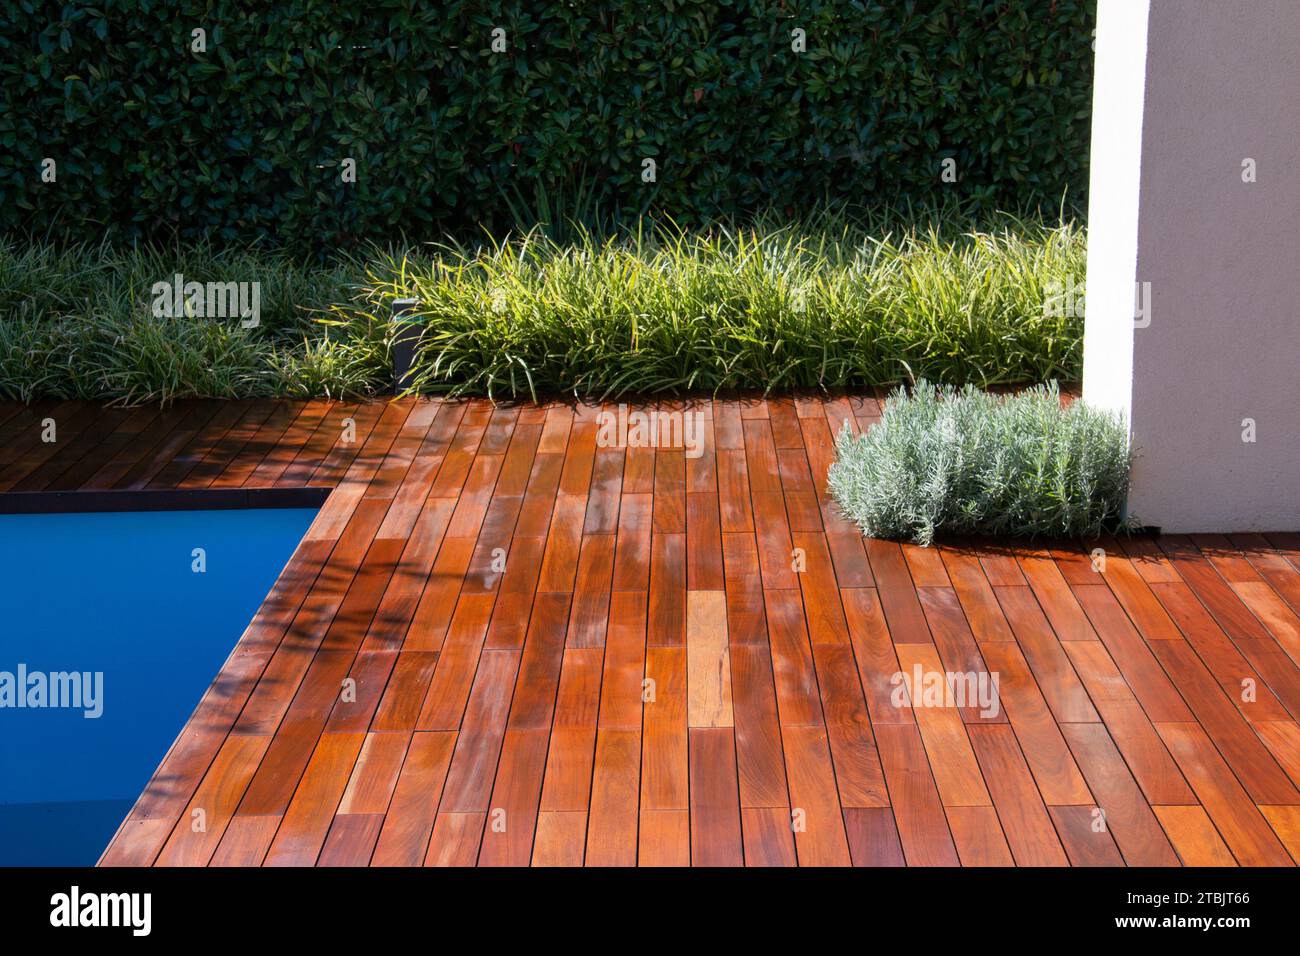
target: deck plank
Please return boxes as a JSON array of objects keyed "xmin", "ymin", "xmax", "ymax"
[
  {"xmin": 4, "ymin": 394, "xmax": 1293, "ymax": 869},
  {"xmin": 1154, "ymin": 722, "xmax": 1295, "ymax": 866},
  {"xmin": 967, "ymin": 723, "xmax": 1069, "ymax": 866}
]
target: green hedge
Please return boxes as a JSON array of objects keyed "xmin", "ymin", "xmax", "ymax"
[{"xmin": 0, "ymin": 1, "xmax": 1094, "ymax": 249}]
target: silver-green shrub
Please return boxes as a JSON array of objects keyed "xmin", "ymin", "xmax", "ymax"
[{"xmin": 827, "ymin": 382, "xmax": 1132, "ymax": 546}]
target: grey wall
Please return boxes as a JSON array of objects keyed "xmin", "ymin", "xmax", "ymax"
[{"xmin": 1085, "ymin": 0, "xmax": 1300, "ymax": 532}]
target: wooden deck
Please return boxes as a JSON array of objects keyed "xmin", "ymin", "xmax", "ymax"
[{"xmin": 3, "ymin": 393, "xmax": 1300, "ymax": 867}]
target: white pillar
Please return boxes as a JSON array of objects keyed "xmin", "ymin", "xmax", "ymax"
[{"xmin": 1084, "ymin": 0, "xmax": 1300, "ymax": 532}]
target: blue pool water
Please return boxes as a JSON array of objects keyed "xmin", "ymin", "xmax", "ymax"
[{"xmin": 0, "ymin": 507, "xmax": 317, "ymax": 865}]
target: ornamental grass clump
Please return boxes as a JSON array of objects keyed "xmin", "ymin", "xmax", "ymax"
[
  {"xmin": 349, "ymin": 213, "xmax": 1085, "ymax": 401},
  {"xmin": 0, "ymin": 210, "xmax": 1085, "ymax": 404},
  {"xmin": 827, "ymin": 381, "xmax": 1132, "ymax": 546}
]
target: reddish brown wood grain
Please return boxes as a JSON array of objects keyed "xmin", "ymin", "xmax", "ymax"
[{"xmin": 12, "ymin": 394, "xmax": 1288, "ymax": 869}]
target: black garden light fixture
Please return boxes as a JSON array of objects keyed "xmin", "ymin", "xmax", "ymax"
[{"xmin": 391, "ymin": 297, "xmax": 423, "ymax": 393}]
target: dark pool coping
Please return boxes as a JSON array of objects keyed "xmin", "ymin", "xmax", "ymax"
[{"xmin": 0, "ymin": 487, "xmax": 332, "ymax": 515}]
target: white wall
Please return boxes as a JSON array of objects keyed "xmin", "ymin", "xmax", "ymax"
[
  {"xmin": 1082, "ymin": 0, "xmax": 1148, "ymax": 421},
  {"xmin": 1084, "ymin": 0, "xmax": 1300, "ymax": 532}
]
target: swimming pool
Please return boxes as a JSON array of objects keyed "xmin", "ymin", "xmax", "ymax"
[{"xmin": 0, "ymin": 507, "xmax": 317, "ymax": 866}]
